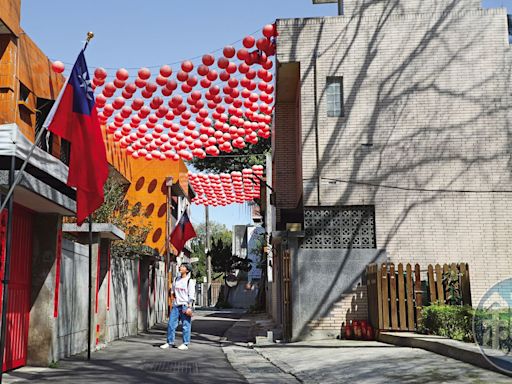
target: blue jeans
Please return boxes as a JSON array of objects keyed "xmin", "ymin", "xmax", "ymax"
[{"xmin": 167, "ymin": 304, "xmax": 192, "ymax": 345}]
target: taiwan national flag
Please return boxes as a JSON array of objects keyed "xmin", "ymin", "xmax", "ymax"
[
  {"xmin": 43, "ymin": 50, "xmax": 108, "ymax": 225},
  {"xmin": 170, "ymin": 211, "xmax": 197, "ymax": 255}
]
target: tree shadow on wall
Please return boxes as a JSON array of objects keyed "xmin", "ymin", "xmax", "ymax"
[{"xmin": 279, "ymin": 0, "xmax": 512, "ymax": 338}]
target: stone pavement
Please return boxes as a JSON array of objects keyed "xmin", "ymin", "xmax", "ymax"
[
  {"xmin": 224, "ymin": 314, "xmax": 512, "ymax": 384},
  {"xmin": 4, "ymin": 310, "xmax": 512, "ymax": 383},
  {"xmin": 2, "ymin": 309, "xmax": 248, "ymax": 384}
]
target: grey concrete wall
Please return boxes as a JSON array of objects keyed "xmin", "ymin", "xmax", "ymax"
[
  {"xmin": 56, "ymin": 239, "xmax": 95, "ymax": 359},
  {"xmin": 27, "ymin": 214, "xmax": 60, "ymax": 366},
  {"xmin": 276, "ymin": 2, "xmax": 512, "ymax": 306},
  {"xmin": 226, "ymin": 282, "xmax": 259, "ymax": 309},
  {"xmin": 106, "ymin": 256, "xmax": 138, "ymax": 342},
  {"xmin": 290, "ymin": 241, "xmax": 386, "ymax": 340}
]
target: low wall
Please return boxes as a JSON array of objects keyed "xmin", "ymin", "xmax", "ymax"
[
  {"xmin": 291, "ymin": 241, "xmax": 386, "ymax": 341},
  {"xmin": 55, "ymin": 239, "xmax": 168, "ymax": 359}
]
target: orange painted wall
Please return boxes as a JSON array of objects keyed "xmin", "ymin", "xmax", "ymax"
[
  {"xmin": 126, "ymin": 157, "xmax": 189, "ymax": 255},
  {"xmin": 0, "ymin": 0, "xmax": 21, "ymax": 36}
]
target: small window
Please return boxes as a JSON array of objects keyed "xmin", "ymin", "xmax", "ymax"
[
  {"xmin": 326, "ymin": 77, "xmax": 344, "ymax": 117},
  {"xmin": 19, "ymin": 82, "xmax": 30, "ymax": 102}
]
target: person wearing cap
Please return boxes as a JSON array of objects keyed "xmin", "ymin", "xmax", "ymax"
[{"xmin": 160, "ymin": 263, "xmax": 195, "ymax": 350}]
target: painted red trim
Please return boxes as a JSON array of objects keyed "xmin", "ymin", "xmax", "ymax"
[
  {"xmin": 53, "ymin": 230, "xmax": 62, "ymax": 318},
  {"xmin": 95, "ymin": 244, "xmax": 101, "ymax": 314},
  {"xmin": 106, "ymin": 246, "xmax": 111, "ymax": 311}
]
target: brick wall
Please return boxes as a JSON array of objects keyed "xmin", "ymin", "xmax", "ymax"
[
  {"xmin": 307, "ymin": 285, "xmax": 367, "ymax": 334},
  {"xmin": 274, "ymin": 100, "xmax": 301, "ymax": 209},
  {"xmin": 276, "ymin": 3, "xmax": 512, "ymax": 310}
]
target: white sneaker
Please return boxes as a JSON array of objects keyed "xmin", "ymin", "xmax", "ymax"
[
  {"xmin": 177, "ymin": 344, "xmax": 189, "ymax": 350},
  {"xmin": 160, "ymin": 343, "xmax": 171, "ymax": 349}
]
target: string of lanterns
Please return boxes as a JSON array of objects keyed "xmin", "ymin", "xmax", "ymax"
[
  {"xmin": 189, "ymin": 165, "xmax": 264, "ymax": 206},
  {"xmin": 53, "ymin": 24, "xmax": 277, "ymax": 162}
]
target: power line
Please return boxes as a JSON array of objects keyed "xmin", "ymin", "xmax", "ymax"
[
  {"xmin": 319, "ymin": 177, "xmax": 512, "ymax": 194},
  {"xmin": 52, "ymin": 26, "xmax": 268, "ymax": 71}
]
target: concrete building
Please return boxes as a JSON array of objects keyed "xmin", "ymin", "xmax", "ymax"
[
  {"xmin": 272, "ymin": 0, "xmax": 512, "ymax": 340},
  {"xmin": 0, "ymin": 0, "xmax": 194, "ymax": 370}
]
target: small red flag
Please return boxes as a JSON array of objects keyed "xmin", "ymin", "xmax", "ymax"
[
  {"xmin": 44, "ymin": 50, "xmax": 108, "ymax": 225},
  {"xmin": 170, "ymin": 211, "xmax": 197, "ymax": 254}
]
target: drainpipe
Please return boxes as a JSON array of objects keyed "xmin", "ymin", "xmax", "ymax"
[{"xmin": 313, "ymin": 53, "xmax": 321, "ymax": 206}]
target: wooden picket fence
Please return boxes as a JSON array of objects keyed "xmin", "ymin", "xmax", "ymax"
[{"xmin": 366, "ymin": 262, "xmax": 471, "ymax": 331}]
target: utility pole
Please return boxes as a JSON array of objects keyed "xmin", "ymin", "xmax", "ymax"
[{"xmin": 205, "ymin": 206, "xmax": 212, "ymax": 307}]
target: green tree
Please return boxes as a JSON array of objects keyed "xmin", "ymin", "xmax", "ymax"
[
  {"xmin": 91, "ymin": 177, "xmax": 152, "ymax": 259},
  {"xmin": 189, "ymin": 138, "xmax": 270, "ymax": 173},
  {"xmin": 208, "ymin": 238, "xmax": 252, "ymax": 277},
  {"xmin": 190, "ymin": 221, "xmax": 232, "ymax": 280}
]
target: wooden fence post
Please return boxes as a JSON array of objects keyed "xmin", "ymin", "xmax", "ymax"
[
  {"xmin": 397, "ymin": 263, "xmax": 407, "ymax": 330},
  {"xmin": 435, "ymin": 264, "xmax": 444, "ymax": 304},
  {"xmin": 381, "ymin": 263, "xmax": 389, "ymax": 330},
  {"xmin": 406, "ymin": 264, "xmax": 414, "ymax": 330},
  {"xmin": 414, "ymin": 264, "xmax": 422, "ymax": 328}
]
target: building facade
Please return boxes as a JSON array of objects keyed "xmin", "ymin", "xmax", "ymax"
[
  {"xmin": 273, "ymin": 0, "xmax": 512, "ymax": 340},
  {"xmin": 0, "ymin": 0, "xmax": 194, "ymax": 370}
]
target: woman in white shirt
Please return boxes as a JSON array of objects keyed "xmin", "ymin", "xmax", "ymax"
[{"xmin": 160, "ymin": 263, "xmax": 195, "ymax": 350}]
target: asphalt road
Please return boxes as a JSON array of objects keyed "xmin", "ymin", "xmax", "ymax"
[{"xmin": 3, "ymin": 309, "xmax": 248, "ymax": 384}]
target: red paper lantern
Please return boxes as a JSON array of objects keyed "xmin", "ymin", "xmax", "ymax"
[
  {"xmin": 219, "ymin": 71, "xmax": 230, "ymax": 82},
  {"xmin": 256, "ymin": 38, "xmax": 270, "ymax": 51},
  {"xmin": 94, "ymin": 67, "xmax": 107, "ymax": 79},
  {"xmin": 135, "ymin": 78, "xmax": 147, "ymax": 88},
  {"xmin": 238, "ymin": 62, "xmax": 250, "ymax": 74},
  {"xmin": 51, "ymin": 61, "xmax": 65, "ymax": 74},
  {"xmin": 181, "ymin": 83, "xmax": 192, "ymax": 93},
  {"xmin": 202, "ymin": 54, "xmax": 215, "ymax": 66},
  {"xmin": 177, "ymin": 70, "xmax": 189, "ymax": 82},
  {"xmin": 226, "ymin": 62, "xmax": 237, "ymax": 74},
  {"xmin": 138, "ymin": 67, "xmax": 151, "ymax": 80},
  {"xmin": 187, "ymin": 76, "xmax": 198, "ymax": 87},
  {"xmin": 243, "ymin": 36, "xmax": 255, "ymax": 49},
  {"xmin": 223, "ymin": 46, "xmax": 235, "ymax": 58},
  {"xmin": 218, "ymin": 57, "xmax": 229, "ymax": 69},
  {"xmin": 197, "ymin": 64, "xmax": 209, "ymax": 77},
  {"xmin": 156, "ymin": 75, "xmax": 167, "ymax": 86},
  {"xmin": 262, "ymin": 59, "xmax": 273, "ymax": 70},
  {"xmin": 116, "ymin": 68, "xmax": 129, "ymax": 81},
  {"xmin": 263, "ymin": 24, "xmax": 275, "ymax": 37},
  {"xmin": 236, "ymin": 48, "xmax": 249, "ymax": 61},
  {"xmin": 160, "ymin": 65, "xmax": 172, "ymax": 78},
  {"xmin": 207, "ymin": 70, "xmax": 218, "ymax": 82},
  {"xmin": 181, "ymin": 60, "xmax": 194, "ymax": 73},
  {"xmin": 113, "ymin": 97, "xmax": 125, "ymax": 110}
]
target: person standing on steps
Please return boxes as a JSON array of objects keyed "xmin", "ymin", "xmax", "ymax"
[{"xmin": 160, "ymin": 263, "xmax": 195, "ymax": 350}]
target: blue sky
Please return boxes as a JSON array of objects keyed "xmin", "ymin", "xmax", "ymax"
[{"xmin": 20, "ymin": 0, "xmax": 510, "ymax": 228}]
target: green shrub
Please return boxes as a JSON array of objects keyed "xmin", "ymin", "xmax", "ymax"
[{"xmin": 418, "ymin": 304, "xmax": 475, "ymax": 342}]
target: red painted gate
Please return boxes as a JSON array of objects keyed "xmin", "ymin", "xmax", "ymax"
[{"xmin": 0, "ymin": 205, "xmax": 33, "ymax": 372}]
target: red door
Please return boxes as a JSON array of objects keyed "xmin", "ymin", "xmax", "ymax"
[{"xmin": 0, "ymin": 205, "xmax": 33, "ymax": 371}]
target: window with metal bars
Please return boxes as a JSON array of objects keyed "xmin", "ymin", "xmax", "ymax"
[{"xmin": 326, "ymin": 76, "xmax": 344, "ymax": 117}]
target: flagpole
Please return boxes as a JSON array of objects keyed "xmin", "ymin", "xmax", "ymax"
[
  {"xmin": 83, "ymin": 31, "xmax": 95, "ymax": 362},
  {"xmin": 87, "ymin": 215, "xmax": 92, "ymax": 360}
]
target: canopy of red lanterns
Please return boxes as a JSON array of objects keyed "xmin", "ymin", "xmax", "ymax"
[
  {"xmin": 189, "ymin": 165, "xmax": 264, "ymax": 206},
  {"xmin": 65, "ymin": 24, "xmax": 277, "ymax": 162},
  {"xmin": 52, "ymin": 25, "xmax": 275, "ymax": 206}
]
